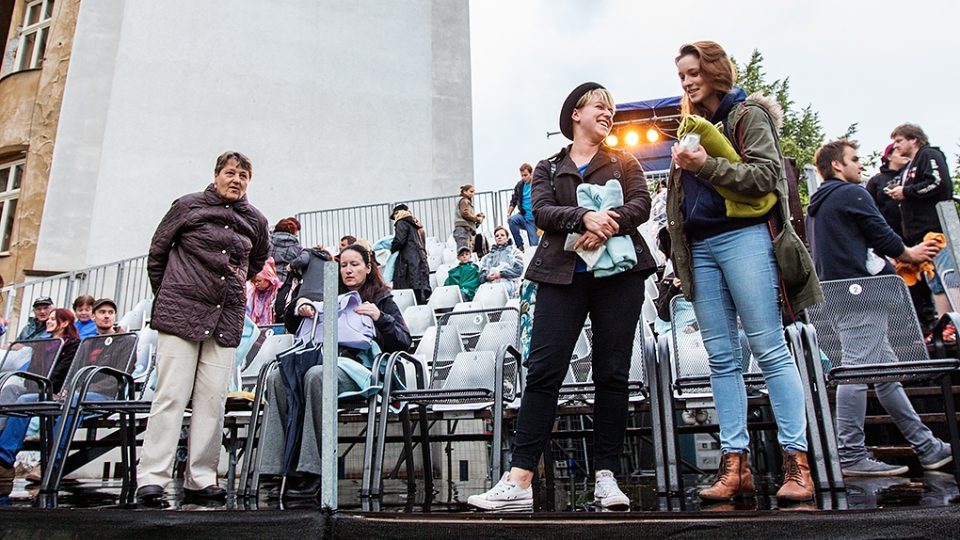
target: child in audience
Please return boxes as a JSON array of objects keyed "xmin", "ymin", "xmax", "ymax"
[
  {"xmin": 444, "ymin": 247, "xmax": 481, "ymax": 301},
  {"xmin": 72, "ymin": 295, "xmax": 97, "ymax": 339}
]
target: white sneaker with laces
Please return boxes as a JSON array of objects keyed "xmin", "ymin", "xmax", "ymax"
[
  {"xmin": 467, "ymin": 472, "xmax": 533, "ymax": 511},
  {"xmin": 594, "ymin": 470, "xmax": 630, "ymax": 510}
]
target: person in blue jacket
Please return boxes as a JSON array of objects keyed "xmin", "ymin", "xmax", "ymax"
[{"xmin": 807, "ymin": 139, "xmax": 953, "ymax": 477}]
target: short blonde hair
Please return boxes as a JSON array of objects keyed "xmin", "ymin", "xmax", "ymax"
[{"xmin": 575, "ymin": 88, "xmax": 616, "ymax": 115}]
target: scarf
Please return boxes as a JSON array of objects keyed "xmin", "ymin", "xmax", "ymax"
[{"xmin": 246, "ymin": 257, "xmax": 281, "ymax": 325}]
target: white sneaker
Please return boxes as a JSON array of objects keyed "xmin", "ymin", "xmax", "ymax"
[
  {"xmin": 467, "ymin": 472, "xmax": 533, "ymax": 511},
  {"xmin": 594, "ymin": 470, "xmax": 630, "ymax": 510}
]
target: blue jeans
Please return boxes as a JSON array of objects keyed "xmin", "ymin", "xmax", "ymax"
[
  {"xmin": 0, "ymin": 391, "xmax": 109, "ymax": 465},
  {"xmin": 690, "ymin": 223, "xmax": 807, "ymax": 453},
  {"xmin": 508, "ymin": 214, "xmax": 539, "ymax": 249},
  {"xmin": 926, "ymin": 247, "xmax": 953, "ymax": 295}
]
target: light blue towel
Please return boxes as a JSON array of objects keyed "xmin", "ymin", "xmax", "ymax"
[{"xmin": 575, "ymin": 180, "xmax": 637, "ymax": 277}]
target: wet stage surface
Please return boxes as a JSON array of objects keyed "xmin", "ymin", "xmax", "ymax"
[{"xmin": 2, "ymin": 467, "xmax": 957, "ymax": 512}]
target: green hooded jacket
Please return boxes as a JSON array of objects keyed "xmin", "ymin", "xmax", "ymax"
[
  {"xmin": 444, "ymin": 262, "xmax": 481, "ymax": 301},
  {"xmin": 665, "ymin": 92, "xmax": 823, "ymax": 314}
]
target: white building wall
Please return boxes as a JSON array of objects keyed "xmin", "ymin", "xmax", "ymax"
[{"xmin": 36, "ymin": 0, "xmax": 472, "ymax": 270}]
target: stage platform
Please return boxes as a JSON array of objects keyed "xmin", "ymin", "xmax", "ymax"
[{"xmin": 2, "ymin": 472, "xmax": 958, "ymax": 539}]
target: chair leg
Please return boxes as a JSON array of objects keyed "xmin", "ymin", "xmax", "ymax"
[
  {"xmin": 418, "ymin": 409, "xmax": 433, "ymax": 499},
  {"xmin": 400, "ymin": 406, "xmax": 416, "ymax": 494},
  {"xmin": 658, "ymin": 342, "xmax": 681, "ymax": 494},
  {"xmin": 647, "ymin": 344, "xmax": 668, "ymax": 495},
  {"xmin": 940, "ymin": 374, "xmax": 960, "ymax": 487},
  {"xmin": 360, "ymin": 392, "xmax": 380, "ymax": 498},
  {"xmin": 790, "ymin": 326, "xmax": 830, "ymax": 492},
  {"xmin": 803, "ymin": 323, "xmax": 845, "ymax": 492}
]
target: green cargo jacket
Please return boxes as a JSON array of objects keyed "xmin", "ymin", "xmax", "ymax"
[{"xmin": 665, "ymin": 93, "xmax": 823, "ymax": 314}]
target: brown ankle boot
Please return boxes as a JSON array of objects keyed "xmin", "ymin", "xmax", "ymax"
[
  {"xmin": 699, "ymin": 451, "xmax": 756, "ymax": 501},
  {"xmin": 776, "ymin": 450, "xmax": 814, "ymax": 502}
]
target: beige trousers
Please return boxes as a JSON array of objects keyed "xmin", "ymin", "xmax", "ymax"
[{"xmin": 137, "ymin": 332, "xmax": 235, "ymax": 490}]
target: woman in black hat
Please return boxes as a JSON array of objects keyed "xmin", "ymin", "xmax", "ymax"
[{"xmin": 468, "ymin": 82, "xmax": 656, "ymax": 512}]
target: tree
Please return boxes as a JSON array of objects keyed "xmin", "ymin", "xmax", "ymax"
[{"xmin": 733, "ymin": 50, "xmax": 856, "ymax": 205}]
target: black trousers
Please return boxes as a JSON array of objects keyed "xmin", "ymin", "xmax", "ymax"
[{"xmin": 510, "ymin": 271, "xmax": 644, "ymax": 473}]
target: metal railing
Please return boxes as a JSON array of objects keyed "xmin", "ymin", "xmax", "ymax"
[
  {"xmin": 297, "ymin": 189, "xmax": 515, "ymax": 250},
  {"xmin": 0, "ymin": 171, "xmax": 669, "ymax": 342},
  {"xmin": 297, "ymin": 170, "xmax": 668, "ymax": 250},
  {"xmin": 1, "ymin": 255, "xmax": 151, "ymax": 342}
]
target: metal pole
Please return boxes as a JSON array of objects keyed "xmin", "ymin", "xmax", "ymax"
[
  {"xmin": 1, "ymin": 288, "xmax": 15, "ymax": 346},
  {"xmin": 319, "ymin": 259, "xmax": 339, "ymax": 510},
  {"xmin": 803, "ymin": 164, "xmax": 820, "ymax": 196}
]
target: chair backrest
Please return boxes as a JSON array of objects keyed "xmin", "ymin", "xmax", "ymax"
[
  {"xmin": 440, "ymin": 351, "xmax": 497, "ymax": 392},
  {"xmin": 427, "ymin": 284, "xmax": 462, "ymax": 311},
  {"xmin": 669, "ymin": 296, "xmax": 758, "ymax": 394},
  {"xmin": 0, "ymin": 338, "xmax": 64, "ymax": 391},
  {"xmin": 62, "ymin": 333, "xmax": 140, "ymax": 399},
  {"xmin": 427, "ymin": 254, "xmax": 443, "ymax": 272},
  {"xmin": 435, "ymin": 264, "xmax": 453, "ymax": 288},
  {"xmin": 402, "ymin": 305, "xmax": 437, "ymax": 338},
  {"xmin": 441, "ymin": 248, "xmax": 459, "ymax": 266},
  {"xmin": 134, "ymin": 325, "xmax": 159, "ymax": 378},
  {"xmin": 392, "ymin": 288, "xmax": 418, "ymax": 313},
  {"xmin": 474, "ymin": 282, "xmax": 509, "ymax": 309},
  {"xmin": 474, "ymin": 318, "xmax": 520, "ymax": 354},
  {"xmin": 449, "ymin": 302, "xmax": 487, "ymax": 335},
  {"xmin": 241, "ymin": 331, "xmax": 296, "ymax": 377},
  {"xmin": 117, "ymin": 299, "xmax": 150, "ymax": 332},
  {"xmin": 423, "ymin": 324, "xmax": 464, "ymax": 366},
  {"xmin": 805, "ymin": 275, "xmax": 930, "ymax": 374}
]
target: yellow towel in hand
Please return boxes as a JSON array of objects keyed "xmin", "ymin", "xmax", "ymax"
[
  {"xmin": 677, "ymin": 115, "xmax": 777, "ymax": 218},
  {"xmin": 896, "ymin": 233, "xmax": 946, "ymax": 286}
]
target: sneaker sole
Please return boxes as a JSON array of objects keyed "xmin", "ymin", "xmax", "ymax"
[
  {"xmin": 467, "ymin": 497, "xmax": 533, "ymax": 512},
  {"xmin": 921, "ymin": 456, "xmax": 953, "ymax": 470},
  {"xmin": 842, "ymin": 465, "xmax": 909, "ymax": 477},
  {"xmin": 595, "ymin": 499, "xmax": 630, "ymax": 511}
]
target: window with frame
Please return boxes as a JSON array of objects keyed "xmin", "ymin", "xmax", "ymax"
[
  {"xmin": 0, "ymin": 160, "xmax": 23, "ymax": 254},
  {"xmin": 15, "ymin": 0, "xmax": 55, "ymax": 71}
]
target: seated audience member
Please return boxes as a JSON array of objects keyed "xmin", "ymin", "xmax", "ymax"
[
  {"xmin": 0, "ymin": 308, "xmax": 83, "ymax": 496},
  {"xmin": 92, "ymin": 298, "xmax": 123, "ymax": 335},
  {"xmin": 807, "ymin": 140, "xmax": 953, "ymax": 476},
  {"xmin": 17, "ymin": 297, "xmax": 54, "ymax": 341},
  {"xmin": 444, "ymin": 247, "xmax": 481, "ymax": 301},
  {"xmin": 479, "ymin": 226, "xmax": 524, "ymax": 298},
  {"xmin": 270, "ymin": 217, "xmax": 303, "ymax": 284},
  {"xmin": 260, "ymin": 243, "xmax": 411, "ymax": 499},
  {"xmin": 246, "ymin": 258, "xmax": 281, "ymax": 325},
  {"xmin": 72, "ymin": 295, "xmax": 97, "ymax": 339}
]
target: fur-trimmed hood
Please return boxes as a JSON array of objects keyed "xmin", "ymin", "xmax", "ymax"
[{"xmin": 744, "ymin": 92, "xmax": 784, "ymax": 132}]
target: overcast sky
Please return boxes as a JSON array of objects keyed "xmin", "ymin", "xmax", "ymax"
[{"xmin": 469, "ymin": 0, "xmax": 959, "ymax": 191}]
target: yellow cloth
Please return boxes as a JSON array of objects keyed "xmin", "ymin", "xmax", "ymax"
[
  {"xmin": 677, "ymin": 115, "xmax": 777, "ymax": 218},
  {"xmin": 895, "ymin": 232, "xmax": 946, "ymax": 286}
]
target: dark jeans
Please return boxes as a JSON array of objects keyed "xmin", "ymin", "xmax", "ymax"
[{"xmin": 510, "ymin": 271, "xmax": 644, "ymax": 473}]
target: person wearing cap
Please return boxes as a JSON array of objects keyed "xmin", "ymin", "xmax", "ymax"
[
  {"xmin": 16, "ymin": 297, "xmax": 54, "ymax": 341},
  {"xmin": 92, "ymin": 298, "xmax": 122, "ymax": 335},
  {"xmin": 468, "ymin": 82, "xmax": 656, "ymax": 512},
  {"xmin": 390, "ymin": 204, "xmax": 431, "ymax": 304},
  {"xmin": 443, "ymin": 246, "xmax": 481, "ymax": 301},
  {"xmin": 865, "ymin": 144, "xmax": 910, "ymax": 239},
  {"xmin": 136, "ymin": 151, "xmax": 269, "ymax": 505}
]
